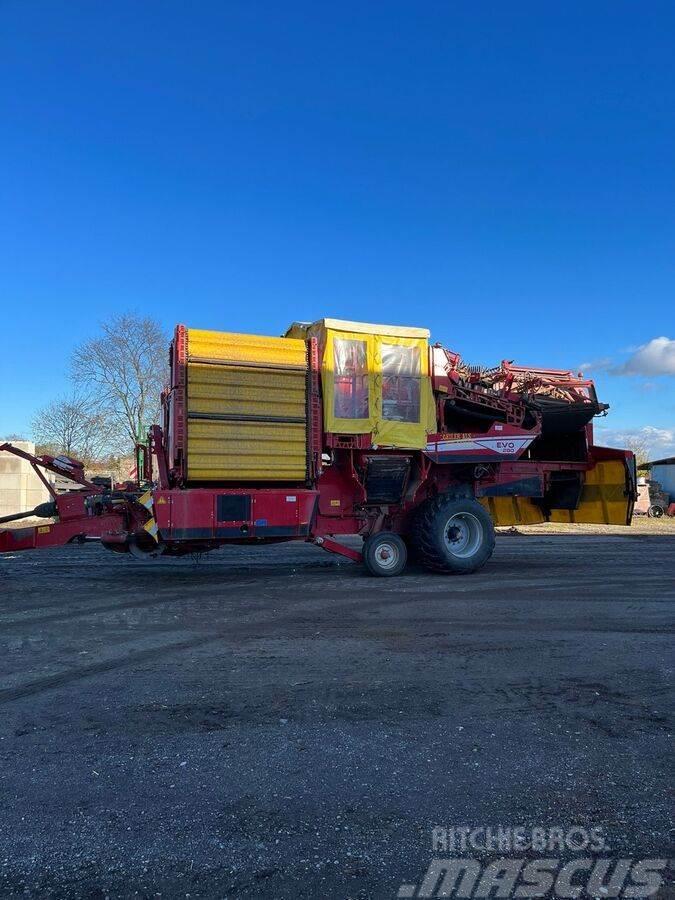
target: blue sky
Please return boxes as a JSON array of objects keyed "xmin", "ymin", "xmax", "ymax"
[{"xmin": 1, "ymin": 1, "xmax": 673, "ymax": 455}]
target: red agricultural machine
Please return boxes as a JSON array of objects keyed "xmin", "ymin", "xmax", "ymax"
[{"xmin": 0, "ymin": 318, "xmax": 636, "ymax": 576}]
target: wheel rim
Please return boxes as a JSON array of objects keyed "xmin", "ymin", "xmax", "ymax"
[
  {"xmin": 373, "ymin": 541, "xmax": 400, "ymax": 571},
  {"xmin": 443, "ymin": 512, "xmax": 483, "ymax": 559}
]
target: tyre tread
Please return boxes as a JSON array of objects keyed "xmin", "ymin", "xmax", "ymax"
[{"xmin": 411, "ymin": 494, "xmax": 495, "ymax": 574}]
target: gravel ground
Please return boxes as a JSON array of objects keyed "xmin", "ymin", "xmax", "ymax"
[{"xmin": 0, "ymin": 529, "xmax": 673, "ymax": 898}]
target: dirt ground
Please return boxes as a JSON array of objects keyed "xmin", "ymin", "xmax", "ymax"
[
  {"xmin": 0, "ymin": 525, "xmax": 673, "ymax": 898},
  {"xmin": 503, "ymin": 517, "xmax": 675, "ymax": 536}
]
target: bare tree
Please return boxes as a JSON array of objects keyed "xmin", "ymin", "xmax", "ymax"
[
  {"xmin": 72, "ymin": 314, "xmax": 168, "ymax": 453},
  {"xmin": 31, "ymin": 394, "xmax": 108, "ymax": 463},
  {"xmin": 624, "ymin": 434, "xmax": 651, "ymax": 468}
]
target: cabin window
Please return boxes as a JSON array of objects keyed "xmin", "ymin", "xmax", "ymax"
[
  {"xmin": 381, "ymin": 344, "xmax": 421, "ymax": 422},
  {"xmin": 333, "ymin": 338, "xmax": 369, "ymax": 419}
]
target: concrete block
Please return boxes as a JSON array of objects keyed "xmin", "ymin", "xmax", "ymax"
[
  {"xmin": 0, "ymin": 488, "xmax": 24, "ymax": 514},
  {"xmin": 0, "ymin": 442, "xmax": 50, "ymax": 517}
]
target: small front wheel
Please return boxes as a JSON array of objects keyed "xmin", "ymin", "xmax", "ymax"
[{"xmin": 363, "ymin": 532, "xmax": 408, "ymax": 577}]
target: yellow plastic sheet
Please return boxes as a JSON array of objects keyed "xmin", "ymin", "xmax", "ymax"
[{"xmin": 297, "ymin": 319, "xmax": 435, "ymax": 449}]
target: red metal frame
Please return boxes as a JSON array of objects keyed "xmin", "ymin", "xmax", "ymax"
[
  {"xmin": 166, "ymin": 324, "xmax": 188, "ymax": 485},
  {"xmin": 313, "ymin": 536, "xmax": 363, "ymax": 563},
  {"xmin": 307, "ymin": 336, "xmax": 323, "ymax": 482},
  {"xmin": 0, "ymin": 498, "xmax": 125, "ymax": 553},
  {"xmin": 151, "ymin": 486, "xmax": 318, "ymax": 543},
  {"xmin": 0, "ymin": 442, "xmax": 103, "ymax": 497},
  {"xmin": 0, "ymin": 445, "xmax": 133, "ymax": 554},
  {"xmin": 490, "ymin": 361, "xmax": 599, "ymax": 406},
  {"xmin": 150, "ymin": 423, "xmax": 171, "ymax": 490}
]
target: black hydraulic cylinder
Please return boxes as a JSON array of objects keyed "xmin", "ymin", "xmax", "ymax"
[{"xmin": 0, "ymin": 501, "xmax": 57, "ymax": 525}]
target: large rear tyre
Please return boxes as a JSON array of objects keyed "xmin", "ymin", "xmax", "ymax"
[
  {"xmin": 363, "ymin": 532, "xmax": 408, "ymax": 577},
  {"xmin": 412, "ymin": 496, "xmax": 495, "ymax": 574}
]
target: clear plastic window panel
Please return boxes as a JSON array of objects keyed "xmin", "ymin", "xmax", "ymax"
[
  {"xmin": 381, "ymin": 344, "xmax": 421, "ymax": 422},
  {"xmin": 333, "ymin": 338, "xmax": 369, "ymax": 419}
]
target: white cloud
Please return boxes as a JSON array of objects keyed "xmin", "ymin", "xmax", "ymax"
[
  {"xmin": 595, "ymin": 425, "xmax": 675, "ymax": 460},
  {"xmin": 577, "ymin": 357, "xmax": 612, "ymax": 373},
  {"xmin": 636, "ymin": 425, "xmax": 674, "ymax": 445},
  {"xmin": 610, "ymin": 337, "xmax": 675, "ymax": 376}
]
